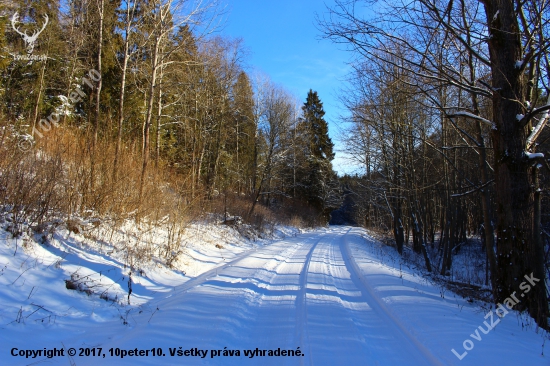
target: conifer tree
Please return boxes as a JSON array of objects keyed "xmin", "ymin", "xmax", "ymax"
[
  {"xmin": 297, "ymin": 90, "xmax": 339, "ymax": 221},
  {"xmin": 231, "ymin": 71, "xmax": 256, "ymax": 193},
  {"xmin": 302, "ymin": 89, "xmax": 334, "ymax": 161}
]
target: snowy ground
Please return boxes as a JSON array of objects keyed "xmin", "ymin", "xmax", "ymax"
[{"xmin": 0, "ymin": 225, "xmax": 547, "ymax": 365}]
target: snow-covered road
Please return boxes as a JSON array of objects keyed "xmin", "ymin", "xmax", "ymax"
[
  {"xmin": 1, "ymin": 226, "xmax": 547, "ymax": 365},
  {"xmin": 116, "ymin": 226, "xmax": 440, "ymax": 365},
  {"xmin": 90, "ymin": 227, "xmax": 547, "ymax": 365}
]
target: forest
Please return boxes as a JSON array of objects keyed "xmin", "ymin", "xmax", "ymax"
[
  {"xmin": 1, "ymin": 0, "xmax": 549, "ymax": 330},
  {"xmin": 320, "ymin": 0, "xmax": 550, "ymax": 329},
  {"xmin": 0, "ymin": 0, "xmax": 340, "ymax": 228}
]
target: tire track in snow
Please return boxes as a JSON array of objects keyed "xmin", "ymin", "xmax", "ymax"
[
  {"xmin": 339, "ymin": 232, "xmax": 444, "ymax": 366},
  {"xmin": 174, "ymin": 238, "xmax": 303, "ymax": 296},
  {"xmin": 186, "ymin": 232, "xmax": 327, "ymax": 362},
  {"xmin": 305, "ymin": 227, "xmax": 405, "ymax": 364},
  {"xmin": 325, "ymin": 228, "xmax": 372, "ymax": 353},
  {"xmin": 294, "ymin": 231, "xmax": 327, "ymax": 366},
  {"xmin": 150, "ymin": 236, "xmax": 318, "ymax": 359}
]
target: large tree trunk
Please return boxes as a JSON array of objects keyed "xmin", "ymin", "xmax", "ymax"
[{"xmin": 485, "ymin": 0, "xmax": 548, "ymax": 328}]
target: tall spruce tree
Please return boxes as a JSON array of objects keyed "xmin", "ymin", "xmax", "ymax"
[
  {"xmin": 302, "ymin": 90, "xmax": 334, "ymax": 160},
  {"xmin": 298, "ymin": 90, "xmax": 339, "ymax": 221}
]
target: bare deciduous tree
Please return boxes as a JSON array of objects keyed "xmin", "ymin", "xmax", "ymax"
[{"xmin": 320, "ymin": 0, "xmax": 550, "ymax": 327}]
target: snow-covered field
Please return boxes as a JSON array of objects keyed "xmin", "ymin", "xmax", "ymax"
[{"xmin": 0, "ymin": 224, "xmax": 547, "ymax": 365}]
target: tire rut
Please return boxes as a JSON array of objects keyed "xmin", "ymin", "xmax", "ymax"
[
  {"xmin": 295, "ymin": 232, "xmax": 326, "ymax": 366},
  {"xmin": 339, "ymin": 232, "xmax": 444, "ymax": 366}
]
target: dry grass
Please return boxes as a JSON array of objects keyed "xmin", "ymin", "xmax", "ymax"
[
  {"xmin": 207, "ymin": 192, "xmax": 322, "ymax": 235},
  {"xmin": 0, "ymin": 124, "xmax": 192, "ymax": 222},
  {"xmin": 0, "ymin": 121, "xmax": 321, "ymax": 268},
  {"xmin": 0, "ymin": 122, "xmax": 196, "ymax": 265}
]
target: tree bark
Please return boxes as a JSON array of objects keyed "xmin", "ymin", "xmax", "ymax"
[{"xmin": 484, "ymin": 0, "xmax": 548, "ymax": 328}]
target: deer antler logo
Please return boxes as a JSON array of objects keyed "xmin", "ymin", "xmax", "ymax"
[{"xmin": 11, "ymin": 12, "xmax": 49, "ymax": 54}]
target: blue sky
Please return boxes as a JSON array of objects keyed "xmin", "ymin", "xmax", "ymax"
[{"xmin": 219, "ymin": 0, "xmax": 357, "ymax": 175}]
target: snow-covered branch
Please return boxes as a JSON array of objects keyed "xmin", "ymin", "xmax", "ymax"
[
  {"xmin": 448, "ymin": 111, "xmax": 496, "ymax": 129},
  {"xmin": 525, "ymin": 94, "xmax": 550, "ymax": 150}
]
